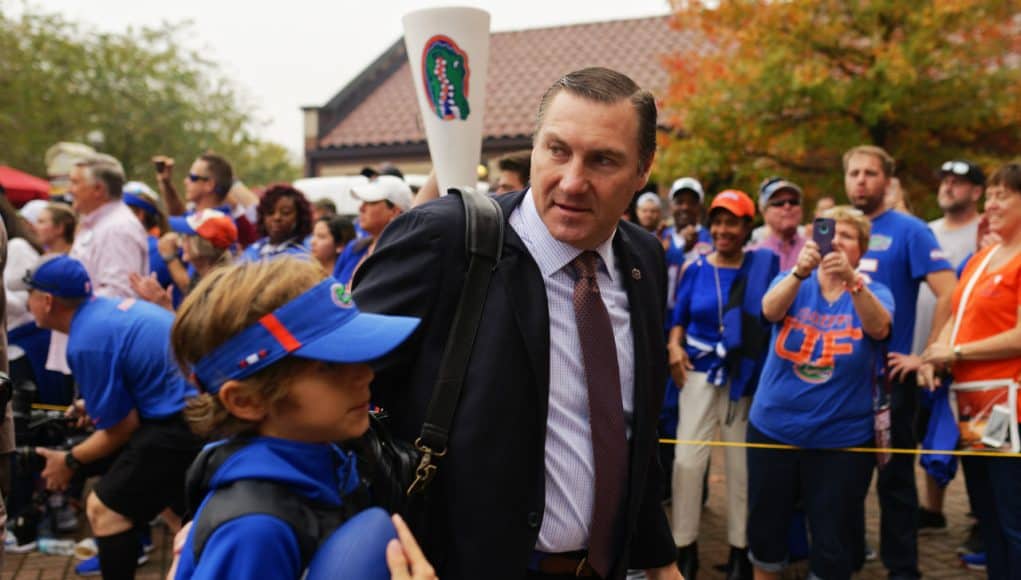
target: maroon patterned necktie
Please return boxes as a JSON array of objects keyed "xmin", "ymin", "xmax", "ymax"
[{"xmin": 571, "ymin": 251, "xmax": 627, "ymax": 578}]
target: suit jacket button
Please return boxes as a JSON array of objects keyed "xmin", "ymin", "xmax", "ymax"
[{"xmin": 527, "ymin": 512, "xmax": 540, "ymax": 528}]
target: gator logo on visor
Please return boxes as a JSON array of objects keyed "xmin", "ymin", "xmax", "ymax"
[
  {"xmin": 331, "ymin": 283, "xmax": 353, "ymax": 309},
  {"xmin": 422, "ymin": 35, "xmax": 471, "ymax": 121}
]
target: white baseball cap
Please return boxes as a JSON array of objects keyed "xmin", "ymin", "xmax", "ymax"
[
  {"xmin": 669, "ymin": 177, "xmax": 705, "ymax": 202},
  {"xmin": 350, "ymin": 176, "xmax": 413, "ymax": 212}
]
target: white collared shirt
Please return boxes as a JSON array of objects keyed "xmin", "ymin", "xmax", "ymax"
[{"xmin": 509, "ymin": 189, "xmax": 635, "ymax": 552}]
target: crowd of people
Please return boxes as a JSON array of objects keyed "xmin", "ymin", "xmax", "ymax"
[{"xmin": 0, "ymin": 65, "xmax": 1016, "ymax": 580}]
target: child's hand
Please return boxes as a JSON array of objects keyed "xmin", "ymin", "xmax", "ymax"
[
  {"xmin": 165, "ymin": 522, "xmax": 192, "ymax": 580},
  {"xmin": 386, "ymin": 514, "xmax": 436, "ymax": 580}
]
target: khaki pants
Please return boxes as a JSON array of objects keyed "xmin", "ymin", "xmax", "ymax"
[{"xmin": 670, "ymin": 370, "xmax": 749, "ymax": 548}]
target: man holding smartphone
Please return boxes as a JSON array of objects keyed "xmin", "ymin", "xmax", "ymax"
[
  {"xmin": 843, "ymin": 145, "xmax": 956, "ymax": 580},
  {"xmin": 750, "ymin": 177, "xmax": 806, "ymax": 271}
]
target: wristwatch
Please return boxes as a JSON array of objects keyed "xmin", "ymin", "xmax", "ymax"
[
  {"xmin": 160, "ymin": 253, "xmax": 179, "ymax": 264},
  {"xmin": 64, "ymin": 450, "xmax": 83, "ymax": 471}
]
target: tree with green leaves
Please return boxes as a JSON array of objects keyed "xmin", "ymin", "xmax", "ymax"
[
  {"xmin": 657, "ymin": 0, "xmax": 1021, "ymax": 216},
  {"xmin": 0, "ymin": 7, "xmax": 299, "ymax": 189}
]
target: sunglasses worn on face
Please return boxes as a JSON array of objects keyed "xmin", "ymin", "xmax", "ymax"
[
  {"xmin": 187, "ymin": 173, "xmax": 211, "ymax": 183},
  {"xmin": 768, "ymin": 198, "xmax": 800, "ymax": 208},
  {"xmin": 941, "ymin": 161, "xmax": 970, "ymax": 176}
]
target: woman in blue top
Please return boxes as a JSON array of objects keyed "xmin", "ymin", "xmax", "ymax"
[
  {"xmin": 748, "ymin": 206, "xmax": 894, "ymax": 580},
  {"xmin": 241, "ymin": 184, "xmax": 313, "ymax": 261},
  {"xmin": 668, "ymin": 189, "xmax": 778, "ymax": 580}
]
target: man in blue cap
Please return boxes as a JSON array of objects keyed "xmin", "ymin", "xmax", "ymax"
[{"xmin": 20, "ymin": 255, "xmax": 200, "ymax": 579}]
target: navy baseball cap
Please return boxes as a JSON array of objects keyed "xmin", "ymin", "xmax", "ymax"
[
  {"xmin": 192, "ymin": 278, "xmax": 420, "ymax": 394},
  {"xmin": 13, "ymin": 255, "xmax": 93, "ymax": 299}
]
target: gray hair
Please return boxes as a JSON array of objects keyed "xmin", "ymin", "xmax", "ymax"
[{"xmin": 76, "ymin": 154, "xmax": 125, "ymax": 200}]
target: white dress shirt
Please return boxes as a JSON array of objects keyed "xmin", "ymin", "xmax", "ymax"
[{"xmin": 509, "ymin": 189, "xmax": 635, "ymax": 553}]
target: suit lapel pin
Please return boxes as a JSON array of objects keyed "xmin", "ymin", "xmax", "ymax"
[{"xmin": 632, "ymin": 268, "xmax": 641, "ymax": 280}]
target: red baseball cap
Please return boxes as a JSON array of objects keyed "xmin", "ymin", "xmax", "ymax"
[
  {"xmin": 709, "ymin": 189, "xmax": 756, "ymax": 219},
  {"xmin": 169, "ymin": 209, "xmax": 238, "ymax": 249}
]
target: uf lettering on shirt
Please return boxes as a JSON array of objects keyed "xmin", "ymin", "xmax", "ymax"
[{"xmin": 774, "ymin": 317, "xmax": 863, "ymax": 367}]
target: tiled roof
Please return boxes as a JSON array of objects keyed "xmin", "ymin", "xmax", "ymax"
[{"xmin": 316, "ymin": 15, "xmax": 695, "ymax": 150}]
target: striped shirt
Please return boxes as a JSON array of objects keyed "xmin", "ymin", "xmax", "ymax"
[{"xmin": 509, "ymin": 189, "xmax": 635, "ymax": 553}]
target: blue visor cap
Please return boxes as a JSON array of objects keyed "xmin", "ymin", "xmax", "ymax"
[
  {"xmin": 192, "ymin": 278, "xmax": 420, "ymax": 393},
  {"xmin": 123, "ymin": 192, "xmax": 159, "ymax": 216}
]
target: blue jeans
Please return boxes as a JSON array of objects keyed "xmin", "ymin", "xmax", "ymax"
[
  {"xmin": 747, "ymin": 423, "xmax": 874, "ymax": 580},
  {"xmin": 961, "ymin": 450, "xmax": 1021, "ymax": 580}
]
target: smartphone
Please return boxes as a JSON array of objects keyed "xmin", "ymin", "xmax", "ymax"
[
  {"xmin": 981, "ymin": 404, "xmax": 1012, "ymax": 449},
  {"xmin": 154, "ymin": 160, "xmax": 166, "ymax": 172},
  {"xmin": 813, "ymin": 217, "xmax": 835, "ymax": 255}
]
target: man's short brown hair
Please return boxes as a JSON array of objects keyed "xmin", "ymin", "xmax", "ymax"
[
  {"xmin": 199, "ymin": 153, "xmax": 234, "ymax": 198},
  {"xmin": 842, "ymin": 145, "xmax": 895, "ymax": 178},
  {"xmin": 534, "ymin": 67, "xmax": 657, "ymax": 173}
]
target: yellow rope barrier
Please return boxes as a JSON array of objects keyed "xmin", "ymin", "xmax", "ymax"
[
  {"xmin": 30, "ymin": 403, "xmax": 69, "ymax": 412},
  {"xmin": 659, "ymin": 438, "xmax": 1020, "ymax": 458}
]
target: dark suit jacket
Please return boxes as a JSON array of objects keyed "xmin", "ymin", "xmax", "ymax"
[{"xmin": 353, "ymin": 190, "xmax": 675, "ymax": 579}]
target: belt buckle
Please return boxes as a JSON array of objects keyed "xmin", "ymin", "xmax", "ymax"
[{"xmin": 575, "ymin": 555, "xmax": 588, "ymax": 577}]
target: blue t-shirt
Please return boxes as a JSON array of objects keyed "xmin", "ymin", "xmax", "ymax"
[
  {"xmin": 859, "ymin": 210, "xmax": 951, "ymax": 355},
  {"xmin": 67, "ymin": 297, "xmax": 195, "ymax": 429},
  {"xmin": 147, "ymin": 236, "xmax": 183, "ymax": 309},
  {"xmin": 751, "ymin": 272, "xmax": 895, "ymax": 448},
  {"xmin": 333, "ymin": 239, "xmax": 371, "ymax": 286},
  {"xmin": 671, "ymin": 256, "xmax": 740, "ymax": 372},
  {"xmin": 240, "ymin": 237, "xmax": 310, "ymax": 262}
]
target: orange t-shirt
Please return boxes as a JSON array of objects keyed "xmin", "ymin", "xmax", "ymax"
[{"xmin": 952, "ymin": 245, "xmax": 1021, "ymax": 418}]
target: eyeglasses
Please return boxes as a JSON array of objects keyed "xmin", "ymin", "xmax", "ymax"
[
  {"xmin": 187, "ymin": 173, "xmax": 211, "ymax": 183},
  {"xmin": 941, "ymin": 161, "xmax": 970, "ymax": 176},
  {"xmin": 768, "ymin": 198, "xmax": 800, "ymax": 208}
]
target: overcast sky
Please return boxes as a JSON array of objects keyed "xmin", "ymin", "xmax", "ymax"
[{"xmin": 20, "ymin": 0, "xmax": 671, "ymax": 157}]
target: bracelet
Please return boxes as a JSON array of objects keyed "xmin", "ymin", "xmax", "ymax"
[
  {"xmin": 791, "ymin": 269, "xmax": 808, "ymax": 281},
  {"xmin": 847, "ymin": 276, "xmax": 865, "ymax": 295},
  {"xmin": 160, "ymin": 253, "xmax": 178, "ymax": 264}
]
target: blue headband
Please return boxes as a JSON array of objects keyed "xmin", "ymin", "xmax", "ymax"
[{"xmin": 192, "ymin": 278, "xmax": 419, "ymax": 393}]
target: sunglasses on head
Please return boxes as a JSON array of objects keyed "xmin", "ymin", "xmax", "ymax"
[
  {"xmin": 768, "ymin": 198, "xmax": 800, "ymax": 208},
  {"xmin": 187, "ymin": 173, "xmax": 211, "ymax": 183},
  {"xmin": 941, "ymin": 161, "xmax": 971, "ymax": 176}
]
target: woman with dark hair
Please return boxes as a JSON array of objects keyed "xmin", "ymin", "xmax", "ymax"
[
  {"xmin": 310, "ymin": 215, "xmax": 355, "ymax": 274},
  {"xmin": 241, "ymin": 183, "xmax": 313, "ymax": 262},
  {"xmin": 668, "ymin": 189, "xmax": 778, "ymax": 580},
  {"xmin": 920, "ymin": 162, "xmax": 1021, "ymax": 579},
  {"xmin": 33, "ymin": 203, "xmax": 76, "ymax": 255}
]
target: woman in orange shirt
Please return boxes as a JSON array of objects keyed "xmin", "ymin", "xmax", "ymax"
[{"xmin": 920, "ymin": 162, "xmax": 1021, "ymax": 580}]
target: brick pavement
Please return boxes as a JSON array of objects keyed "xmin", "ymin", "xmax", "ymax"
[{"xmin": 2, "ymin": 445, "xmax": 988, "ymax": 579}]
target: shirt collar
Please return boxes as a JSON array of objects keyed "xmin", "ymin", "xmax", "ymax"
[
  {"xmin": 79, "ymin": 200, "xmax": 121, "ymax": 227},
  {"xmin": 517, "ymin": 189, "xmax": 617, "ymax": 281}
]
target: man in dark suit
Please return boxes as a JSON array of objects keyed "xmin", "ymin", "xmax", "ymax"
[{"xmin": 353, "ymin": 67, "xmax": 681, "ymax": 580}]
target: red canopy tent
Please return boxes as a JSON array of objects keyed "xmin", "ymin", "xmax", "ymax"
[{"xmin": 0, "ymin": 166, "xmax": 50, "ymax": 208}]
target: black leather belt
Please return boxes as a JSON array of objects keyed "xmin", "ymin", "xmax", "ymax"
[{"xmin": 529, "ymin": 550, "xmax": 596, "ymax": 577}]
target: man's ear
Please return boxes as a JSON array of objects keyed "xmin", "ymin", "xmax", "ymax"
[{"xmin": 218, "ymin": 381, "xmax": 268, "ymax": 422}]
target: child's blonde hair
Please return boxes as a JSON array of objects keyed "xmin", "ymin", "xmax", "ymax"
[{"xmin": 172, "ymin": 257, "xmax": 326, "ymax": 437}]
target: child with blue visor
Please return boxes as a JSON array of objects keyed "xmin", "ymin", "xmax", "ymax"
[{"xmin": 169, "ymin": 257, "xmax": 435, "ymax": 579}]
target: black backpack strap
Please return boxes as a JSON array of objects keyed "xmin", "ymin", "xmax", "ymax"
[
  {"xmin": 408, "ymin": 189, "xmax": 503, "ymax": 494},
  {"xmin": 191, "ymin": 479, "xmax": 347, "ymax": 570}
]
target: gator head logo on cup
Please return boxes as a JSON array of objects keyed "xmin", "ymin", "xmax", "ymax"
[{"xmin": 422, "ymin": 35, "xmax": 471, "ymax": 121}]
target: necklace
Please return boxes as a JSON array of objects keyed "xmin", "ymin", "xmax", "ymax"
[{"xmin": 712, "ymin": 259, "xmax": 725, "ymax": 335}]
